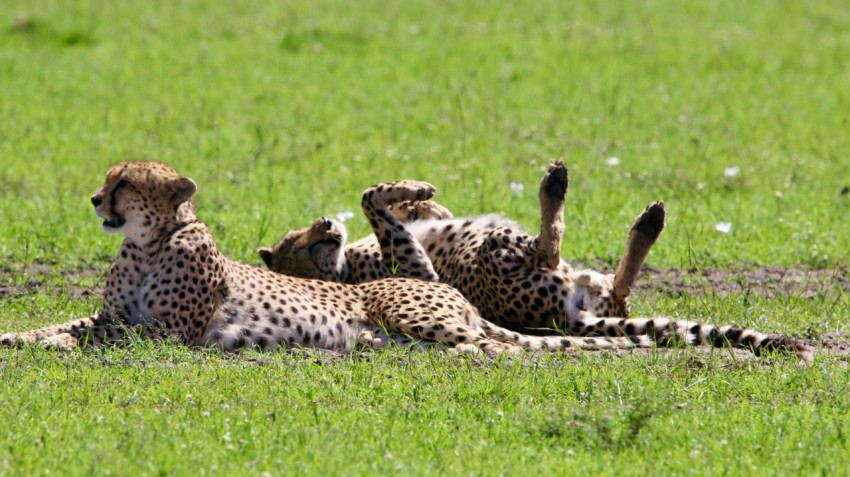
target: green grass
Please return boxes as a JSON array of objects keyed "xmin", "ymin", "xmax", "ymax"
[
  {"xmin": 2, "ymin": 345, "xmax": 849, "ymax": 476},
  {"xmin": 1, "ymin": 0, "xmax": 849, "ymax": 475}
]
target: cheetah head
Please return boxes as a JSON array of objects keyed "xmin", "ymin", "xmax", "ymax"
[
  {"xmin": 568, "ymin": 270, "xmax": 630, "ymax": 319},
  {"xmin": 90, "ymin": 161, "xmax": 197, "ymax": 244},
  {"xmin": 258, "ymin": 217, "xmax": 348, "ymax": 282},
  {"xmin": 568, "ymin": 201, "xmax": 667, "ymax": 319}
]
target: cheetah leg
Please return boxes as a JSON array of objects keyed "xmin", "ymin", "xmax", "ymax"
[
  {"xmin": 361, "ymin": 180, "xmax": 441, "ymax": 282},
  {"xmin": 1, "ymin": 314, "xmax": 171, "ymax": 350},
  {"xmin": 362, "ymin": 281, "xmax": 650, "ymax": 357},
  {"xmin": 536, "ymin": 160, "xmax": 568, "ymax": 269},
  {"xmin": 0, "ymin": 317, "xmax": 97, "ymax": 346},
  {"xmin": 612, "ymin": 201, "xmax": 666, "ymax": 302},
  {"xmin": 573, "ymin": 312, "xmax": 813, "ymax": 361}
]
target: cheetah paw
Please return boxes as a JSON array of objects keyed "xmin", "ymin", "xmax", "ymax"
[
  {"xmin": 389, "ymin": 200, "xmax": 454, "ymax": 222},
  {"xmin": 634, "ymin": 201, "xmax": 666, "ymax": 241},
  {"xmin": 40, "ymin": 333, "xmax": 78, "ymax": 351},
  {"xmin": 0, "ymin": 332, "xmax": 35, "ymax": 346},
  {"xmin": 387, "ymin": 180, "xmax": 438, "ymax": 203},
  {"xmin": 541, "ymin": 160, "xmax": 569, "ymax": 200}
]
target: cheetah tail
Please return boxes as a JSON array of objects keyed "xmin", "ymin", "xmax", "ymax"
[
  {"xmin": 582, "ymin": 316, "xmax": 813, "ymax": 361},
  {"xmin": 477, "ymin": 320, "xmax": 653, "ymax": 353}
]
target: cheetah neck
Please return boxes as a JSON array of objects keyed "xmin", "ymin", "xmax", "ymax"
[
  {"xmin": 133, "ymin": 218, "xmax": 204, "ymax": 255},
  {"xmin": 336, "ymin": 258, "xmax": 352, "ymax": 284}
]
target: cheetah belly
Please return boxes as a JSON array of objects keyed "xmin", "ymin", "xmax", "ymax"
[
  {"xmin": 407, "ymin": 218, "xmax": 497, "ymax": 291},
  {"xmin": 201, "ymin": 309, "xmax": 361, "ymax": 352},
  {"xmin": 200, "ymin": 271, "xmax": 365, "ymax": 352}
]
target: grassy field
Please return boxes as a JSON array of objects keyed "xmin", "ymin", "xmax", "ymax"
[{"xmin": 1, "ymin": 0, "xmax": 849, "ymax": 475}]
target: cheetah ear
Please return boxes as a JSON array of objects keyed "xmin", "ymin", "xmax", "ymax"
[
  {"xmin": 257, "ymin": 247, "xmax": 274, "ymax": 267},
  {"xmin": 169, "ymin": 177, "xmax": 197, "ymax": 205}
]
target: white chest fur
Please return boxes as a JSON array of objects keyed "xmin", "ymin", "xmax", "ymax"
[{"xmin": 103, "ymin": 248, "xmax": 156, "ymax": 325}]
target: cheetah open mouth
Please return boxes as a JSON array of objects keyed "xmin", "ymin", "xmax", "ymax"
[
  {"xmin": 102, "ymin": 215, "xmax": 126, "ymax": 229},
  {"xmin": 95, "ymin": 205, "xmax": 126, "ymax": 229}
]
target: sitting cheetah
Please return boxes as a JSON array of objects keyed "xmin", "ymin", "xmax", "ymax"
[
  {"xmin": 0, "ymin": 161, "xmax": 653, "ymax": 356},
  {"xmin": 259, "ymin": 161, "xmax": 813, "ymax": 360}
]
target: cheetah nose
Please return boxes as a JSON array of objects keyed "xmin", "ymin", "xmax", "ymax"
[
  {"xmin": 321, "ymin": 216, "xmax": 332, "ymax": 229},
  {"xmin": 91, "ymin": 196, "xmax": 102, "ymax": 207}
]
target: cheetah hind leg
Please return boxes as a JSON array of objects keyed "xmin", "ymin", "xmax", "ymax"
[
  {"xmin": 536, "ymin": 160, "xmax": 568, "ymax": 269},
  {"xmin": 611, "ymin": 201, "xmax": 666, "ymax": 302},
  {"xmin": 361, "ymin": 180, "xmax": 442, "ymax": 282}
]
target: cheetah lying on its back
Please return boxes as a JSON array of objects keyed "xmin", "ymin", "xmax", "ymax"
[
  {"xmin": 259, "ymin": 161, "xmax": 813, "ymax": 360},
  {"xmin": 1, "ymin": 161, "xmax": 654, "ymax": 356}
]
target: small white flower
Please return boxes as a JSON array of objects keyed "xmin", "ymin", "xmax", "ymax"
[
  {"xmin": 715, "ymin": 222, "xmax": 732, "ymax": 233},
  {"xmin": 222, "ymin": 432, "xmax": 231, "ymax": 443},
  {"xmin": 336, "ymin": 211, "xmax": 355, "ymax": 223},
  {"xmin": 605, "ymin": 157, "xmax": 621, "ymax": 167},
  {"xmin": 724, "ymin": 166, "xmax": 740, "ymax": 178},
  {"xmin": 509, "ymin": 181, "xmax": 524, "ymax": 196}
]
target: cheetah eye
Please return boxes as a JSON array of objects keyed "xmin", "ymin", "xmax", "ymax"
[
  {"xmin": 109, "ymin": 179, "xmax": 129, "ymax": 202},
  {"xmin": 307, "ymin": 238, "xmax": 342, "ymax": 257}
]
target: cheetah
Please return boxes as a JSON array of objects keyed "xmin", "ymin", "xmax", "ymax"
[
  {"xmin": 259, "ymin": 161, "xmax": 813, "ymax": 360},
  {"xmin": 0, "ymin": 161, "xmax": 653, "ymax": 356}
]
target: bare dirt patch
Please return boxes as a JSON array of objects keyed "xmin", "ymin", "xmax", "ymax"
[
  {"xmin": 635, "ymin": 266, "xmax": 849, "ymax": 299},
  {"xmin": 0, "ymin": 261, "xmax": 106, "ymax": 299},
  {"xmin": 819, "ymin": 332, "xmax": 850, "ymax": 355},
  {"xmin": 4, "ymin": 261, "xmax": 847, "ymax": 300}
]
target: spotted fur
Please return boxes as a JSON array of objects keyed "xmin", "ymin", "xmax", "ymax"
[
  {"xmin": 0, "ymin": 161, "xmax": 652, "ymax": 356},
  {"xmin": 261, "ymin": 161, "xmax": 813, "ymax": 360}
]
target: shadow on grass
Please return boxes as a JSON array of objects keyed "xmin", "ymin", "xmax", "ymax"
[{"xmin": 8, "ymin": 14, "xmax": 96, "ymax": 48}]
